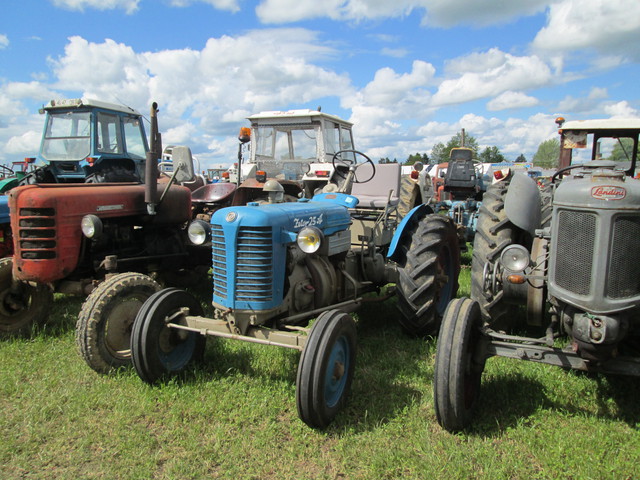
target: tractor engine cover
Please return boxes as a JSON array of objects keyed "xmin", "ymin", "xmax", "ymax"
[
  {"xmin": 9, "ymin": 183, "xmax": 192, "ymax": 283},
  {"xmin": 549, "ymin": 169, "xmax": 640, "ymax": 314},
  {"xmin": 209, "ymin": 198, "xmax": 352, "ymax": 312}
]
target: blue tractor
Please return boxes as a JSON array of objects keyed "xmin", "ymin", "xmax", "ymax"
[{"xmin": 130, "ymin": 150, "xmax": 461, "ymax": 428}]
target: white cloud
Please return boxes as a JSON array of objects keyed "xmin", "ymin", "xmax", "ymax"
[
  {"xmin": 533, "ymin": 0, "xmax": 640, "ymax": 62},
  {"xmin": 168, "ymin": 0, "xmax": 240, "ymax": 11},
  {"xmin": 487, "ymin": 91, "xmax": 539, "ymax": 111},
  {"xmin": 5, "ymin": 130, "xmax": 41, "ymax": 155},
  {"xmin": 51, "ymin": 0, "xmax": 140, "ymax": 14},
  {"xmin": 381, "ymin": 47, "xmax": 408, "ymax": 58},
  {"xmin": 255, "ymin": 0, "xmax": 548, "ymax": 26},
  {"xmin": 604, "ymin": 101, "xmax": 639, "ymax": 118},
  {"xmin": 433, "ymin": 49, "xmax": 552, "ymax": 106},
  {"xmin": 0, "ymin": 34, "xmax": 8, "ymax": 49}
]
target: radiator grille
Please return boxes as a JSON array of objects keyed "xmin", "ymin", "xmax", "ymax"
[
  {"xmin": 211, "ymin": 224, "xmax": 273, "ymax": 303},
  {"xmin": 554, "ymin": 210, "xmax": 595, "ymax": 295},
  {"xmin": 18, "ymin": 208, "xmax": 57, "ymax": 259},
  {"xmin": 607, "ymin": 215, "xmax": 640, "ymax": 299}
]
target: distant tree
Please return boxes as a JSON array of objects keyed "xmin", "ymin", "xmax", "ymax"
[
  {"xmin": 378, "ymin": 157, "xmax": 391, "ymax": 164},
  {"xmin": 478, "ymin": 146, "xmax": 506, "ymax": 164},
  {"xmin": 430, "ymin": 142, "xmax": 447, "ymax": 163},
  {"xmin": 533, "ymin": 138, "xmax": 560, "ymax": 168},
  {"xmin": 515, "ymin": 153, "xmax": 527, "ymax": 163},
  {"xmin": 405, "ymin": 152, "xmax": 429, "ymax": 165},
  {"xmin": 610, "ymin": 138, "xmax": 635, "ymax": 162}
]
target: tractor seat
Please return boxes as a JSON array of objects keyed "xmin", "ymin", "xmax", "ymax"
[{"xmin": 350, "ymin": 163, "xmax": 401, "ymax": 208}]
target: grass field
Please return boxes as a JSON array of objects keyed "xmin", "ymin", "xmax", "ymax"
[{"xmin": 1, "ymin": 258, "xmax": 639, "ymax": 479}]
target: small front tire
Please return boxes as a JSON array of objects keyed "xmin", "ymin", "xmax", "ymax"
[
  {"xmin": 296, "ymin": 310, "xmax": 357, "ymax": 429},
  {"xmin": 131, "ymin": 288, "xmax": 205, "ymax": 384},
  {"xmin": 433, "ymin": 297, "xmax": 485, "ymax": 432}
]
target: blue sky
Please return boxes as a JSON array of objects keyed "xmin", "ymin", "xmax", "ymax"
[{"xmin": 1, "ymin": 0, "xmax": 639, "ymax": 170}]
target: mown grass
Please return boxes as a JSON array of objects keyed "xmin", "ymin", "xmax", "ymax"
[{"xmin": 1, "ymin": 255, "xmax": 639, "ymax": 479}]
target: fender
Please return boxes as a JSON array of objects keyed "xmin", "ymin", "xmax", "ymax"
[
  {"xmin": 387, "ymin": 203, "xmax": 432, "ymax": 261},
  {"xmin": 504, "ymin": 172, "xmax": 541, "ymax": 235}
]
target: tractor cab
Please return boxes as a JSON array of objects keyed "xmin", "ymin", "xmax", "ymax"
[
  {"xmin": 34, "ymin": 98, "xmax": 149, "ymax": 182},
  {"xmin": 556, "ymin": 117, "xmax": 640, "ymax": 175},
  {"xmin": 237, "ymin": 109, "xmax": 356, "ymax": 197}
]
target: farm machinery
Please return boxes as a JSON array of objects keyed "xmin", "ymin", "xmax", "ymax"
[
  {"xmin": 434, "ymin": 117, "xmax": 640, "ymax": 431},
  {"xmin": 1, "ymin": 101, "xmax": 215, "ymax": 375},
  {"xmin": 129, "ymin": 114, "xmax": 461, "ymax": 428}
]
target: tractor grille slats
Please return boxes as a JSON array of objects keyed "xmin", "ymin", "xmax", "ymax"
[
  {"xmin": 17, "ymin": 208, "xmax": 57, "ymax": 259},
  {"xmin": 554, "ymin": 210, "xmax": 595, "ymax": 296},
  {"xmin": 211, "ymin": 224, "xmax": 273, "ymax": 304},
  {"xmin": 607, "ymin": 215, "xmax": 640, "ymax": 299}
]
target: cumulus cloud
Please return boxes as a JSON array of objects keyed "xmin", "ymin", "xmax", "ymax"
[
  {"xmin": 168, "ymin": 0, "xmax": 240, "ymax": 11},
  {"xmin": 433, "ymin": 49, "xmax": 552, "ymax": 106},
  {"xmin": 533, "ymin": 0, "xmax": 640, "ymax": 62},
  {"xmin": 604, "ymin": 101, "xmax": 639, "ymax": 118},
  {"xmin": 0, "ymin": 34, "xmax": 8, "ymax": 49},
  {"xmin": 51, "ymin": 0, "xmax": 140, "ymax": 14},
  {"xmin": 255, "ymin": 0, "xmax": 547, "ymax": 26},
  {"xmin": 487, "ymin": 91, "xmax": 539, "ymax": 111}
]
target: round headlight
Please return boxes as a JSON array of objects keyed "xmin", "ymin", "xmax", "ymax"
[
  {"xmin": 296, "ymin": 226, "xmax": 323, "ymax": 254},
  {"xmin": 500, "ymin": 244, "xmax": 530, "ymax": 272},
  {"xmin": 81, "ymin": 214, "xmax": 102, "ymax": 239},
  {"xmin": 187, "ymin": 220, "xmax": 211, "ymax": 245}
]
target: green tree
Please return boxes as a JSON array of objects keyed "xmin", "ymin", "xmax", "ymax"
[
  {"xmin": 405, "ymin": 152, "xmax": 429, "ymax": 165},
  {"xmin": 533, "ymin": 138, "xmax": 560, "ymax": 168},
  {"xmin": 431, "ymin": 133, "xmax": 479, "ymax": 163},
  {"xmin": 515, "ymin": 153, "xmax": 527, "ymax": 163},
  {"xmin": 610, "ymin": 138, "xmax": 634, "ymax": 162},
  {"xmin": 478, "ymin": 146, "xmax": 506, "ymax": 163},
  {"xmin": 378, "ymin": 157, "xmax": 390, "ymax": 164}
]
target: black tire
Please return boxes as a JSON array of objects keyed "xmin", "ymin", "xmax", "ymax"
[
  {"xmin": 296, "ymin": 310, "xmax": 357, "ymax": 429},
  {"xmin": 76, "ymin": 272, "xmax": 161, "ymax": 373},
  {"xmin": 397, "ymin": 176, "xmax": 422, "ymax": 219},
  {"xmin": 131, "ymin": 288, "xmax": 205, "ymax": 384},
  {"xmin": 396, "ymin": 214, "xmax": 460, "ymax": 336},
  {"xmin": 0, "ymin": 258, "xmax": 53, "ymax": 337},
  {"xmin": 470, "ymin": 179, "xmax": 518, "ymax": 326},
  {"xmin": 433, "ymin": 297, "xmax": 485, "ymax": 432}
]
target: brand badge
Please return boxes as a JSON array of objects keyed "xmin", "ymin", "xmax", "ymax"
[{"xmin": 591, "ymin": 185, "xmax": 626, "ymax": 200}]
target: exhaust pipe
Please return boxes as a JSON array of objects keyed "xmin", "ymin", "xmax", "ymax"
[{"xmin": 145, "ymin": 102, "xmax": 161, "ymax": 215}]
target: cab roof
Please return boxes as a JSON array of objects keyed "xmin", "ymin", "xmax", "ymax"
[
  {"xmin": 560, "ymin": 118, "xmax": 640, "ymax": 132},
  {"xmin": 247, "ymin": 109, "xmax": 352, "ymax": 127},
  {"xmin": 42, "ymin": 98, "xmax": 142, "ymax": 116}
]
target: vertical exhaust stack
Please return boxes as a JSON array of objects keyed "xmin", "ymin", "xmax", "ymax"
[{"xmin": 145, "ymin": 102, "xmax": 161, "ymax": 215}]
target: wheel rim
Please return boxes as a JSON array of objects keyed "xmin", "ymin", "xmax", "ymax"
[
  {"xmin": 104, "ymin": 295, "xmax": 147, "ymax": 359},
  {"xmin": 0, "ymin": 289, "xmax": 30, "ymax": 318},
  {"xmin": 324, "ymin": 335, "xmax": 350, "ymax": 408},
  {"xmin": 157, "ymin": 325, "xmax": 197, "ymax": 372}
]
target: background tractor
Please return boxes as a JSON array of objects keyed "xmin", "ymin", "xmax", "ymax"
[
  {"xmin": 433, "ymin": 117, "xmax": 640, "ymax": 432},
  {"xmin": 129, "ymin": 132, "xmax": 461, "ymax": 428}
]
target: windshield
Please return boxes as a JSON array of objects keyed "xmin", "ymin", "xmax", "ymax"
[
  {"xmin": 253, "ymin": 125, "xmax": 318, "ymax": 180},
  {"xmin": 40, "ymin": 111, "xmax": 91, "ymax": 161},
  {"xmin": 123, "ymin": 116, "xmax": 147, "ymax": 159},
  {"xmin": 565, "ymin": 132, "xmax": 637, "ymax": 164}
]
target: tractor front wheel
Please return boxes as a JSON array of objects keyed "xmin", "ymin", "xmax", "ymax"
[
  {"xmin": 296, "ymin": 310, "xmax": 357, "ymax": 429},
  {"xmin": 433, "ymin": 297, "xmax": 485, "ymax": 432},
  {"xmin": 76, "ymin": 272, "xmax": 161, "ymax": 373},
  {"xmin": 131, "ymin": 288, "xmax": 205, "ymax": 384},
  {"xmin": 396, "ymin": 214, "xmax": 460, "ymax": 336},
  {"xmin": 0, "ymin": 258, "xmax": 53, "ymax": 337}
]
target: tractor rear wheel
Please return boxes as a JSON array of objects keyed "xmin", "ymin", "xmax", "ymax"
[
  {"xmin": 471, "ymin": 178, "xmax": 520, "ymax": 327},
  {"xmin": 76, "ymin": 272, "xmax": 161, "ymax": 373},
  {"xmin": 0, "ymin": 258, "xmax": 53, "ymax": 337},
  {"xmin": 296, "ymin": 310, "xmax": 357, "ymax": 429},
  {"xmin": 131, "ymin": 288, "xmax": 205, "ymax": 384},
  {"xmin": 433, "ymin": 297, "xmax": 485, "ymax": 432},
  {"xmin": 396, "ymin": 214, "xmax": 460, "ymax": 336}
]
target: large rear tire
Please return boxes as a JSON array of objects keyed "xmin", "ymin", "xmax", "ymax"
[
  {"xmin": 396, "ymin": 214, "xmax": 460, "ymax": 336},
  {"xmin": 470, "ymin": 179, "xmax": 517, "ymax": 326},
  {"xmin": 131, "ymin": 288, "xmax": 205, "ymax": 384},
  {"xmin": 433, "ymin": 297, "xmax": 485, "ymax": 432},
  {"xmin": 0, "ymin": 258, "xmax": 53, "ymax": 337},
  {"xmin": 76, "ymin": 272, "xmax": 161, "ymax": 373},
  {"xmin": 296, "ymin": 310, "xmax": 357, "ymax": 429}
]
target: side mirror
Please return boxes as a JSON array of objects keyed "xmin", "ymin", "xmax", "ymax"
[{"xmin": 170, "ymin": 145, "xmax": 195, "ymax": 184}]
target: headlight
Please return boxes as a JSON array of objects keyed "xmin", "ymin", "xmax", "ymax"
[
  {"xmin": 500, "ymin": 244, "xmax": 530, "ymax": 272},
  {"xmin": 187, "ymin": 220, "xmax": 211, "ymax": 245},
  {"xmin": 81, "ymin": 214, "xmax": 102, "ymax": 239},
  {"xmin": 296, "ymin": 226, "xmax": 323, "ymax": 254}
]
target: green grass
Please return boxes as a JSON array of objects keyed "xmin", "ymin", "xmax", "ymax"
[{"xmin": 1, "ymin": 268, "xmax": 639, "ymax": 479}]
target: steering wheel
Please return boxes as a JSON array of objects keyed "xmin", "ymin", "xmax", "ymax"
[
  {"xmin": 331, "ymin": 149, "xmax": 376, "ymax": 184},
  {"xmin": 0, "ymin": 164, "xmax": 15, "ymax": 177},
  {"xmin": 551, "ymin": 160, "xmax": 617, "ymax": 184}
]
